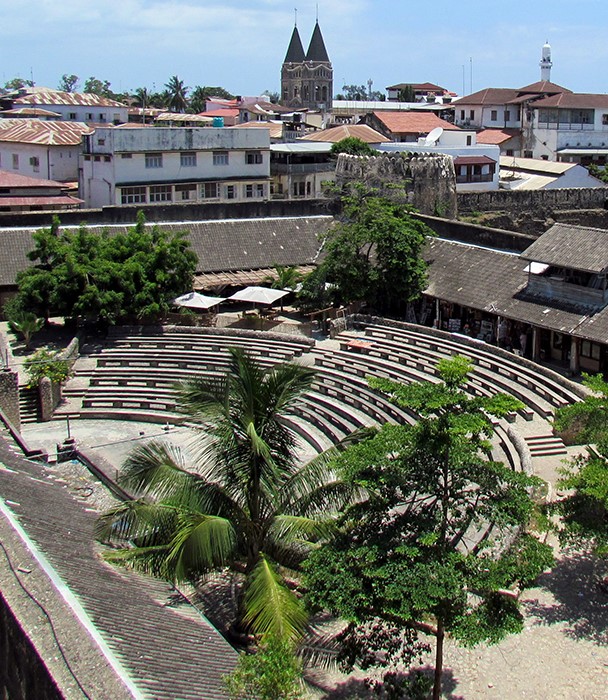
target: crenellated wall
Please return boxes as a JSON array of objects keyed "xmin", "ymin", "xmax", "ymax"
[
  {"xmin": 335, "ymin": 152, "xmax": 458, "ymax": 217},
  {"xmin": 458, "ymin": 187, "xmax": 608, "ymax": 214}
]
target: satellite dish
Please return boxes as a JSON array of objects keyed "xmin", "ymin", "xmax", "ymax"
[{"xmin": 424, "ymin": 126, "xmax": 443, "ymax": 146}]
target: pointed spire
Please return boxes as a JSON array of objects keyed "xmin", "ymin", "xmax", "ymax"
[
  {"xmin": 305, "ymin": 21, "xmax": 330, "ymax": 62},
  {"xmin": 284, "ymin": 25, "xmax": 305, "ymax": 63}
]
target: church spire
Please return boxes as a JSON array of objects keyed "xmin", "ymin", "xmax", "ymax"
[
  {"xmin": 305, "ymin": 21, "xmax": 330, "ymax": 62},
  {"xmin": 284, "ymin": 25, "xmax": 305, "ymax": 63}
]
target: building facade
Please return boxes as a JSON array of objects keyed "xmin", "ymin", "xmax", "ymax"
[
  {"xmin": 281, "ymin": 22, "xmax": 333, "ymax": 110},
  {"xmin": 5, "ymin": 89, "xmax": 128, "ymax": 125},
  {"xmin": 79, "ymin": 127, "xmax": 271, "ymax": 208}
]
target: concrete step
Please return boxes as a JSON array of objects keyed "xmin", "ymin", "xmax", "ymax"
[{"xmin": 525, "ymin": 434, "xmax": 568, "ymax": 457}]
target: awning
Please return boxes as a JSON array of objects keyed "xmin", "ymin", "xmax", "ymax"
[
  {"xmin": 194, "ymin": 265, "xmax": 316, "ymax": 290},
  {"xmin": 557, "ymin": 148, "xmax": 608, "ymax": 156},
  {"xmin": 172, "ymin": 292, "xmax": 225, "ymax": 309},
  {"xmin": 453, "ymin": 156, "xmax": 497, "ymax": 166},
  {"xmin": 227, "ymin": 286, "xmax": 289, "ymax": 305}
]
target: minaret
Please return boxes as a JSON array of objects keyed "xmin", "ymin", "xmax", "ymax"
[{"xmin": 540, "ymin": 41, "xmax": 552, "ymax": 82}]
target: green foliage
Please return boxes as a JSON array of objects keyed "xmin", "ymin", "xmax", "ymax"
[
  {"xmin": 262, "ymin": 264, "xmax": 303, "ymax": 291},
  {"xmin": 189, "ymin": 85, "xmax": 235, "ymax": 113},
  {"xmin": 330, "ymin": 137, "xmax": 376, "ymax": 157},
  {"xmin": 339, "ymin": 84, "xmax": 384, "ymax": 101},
  {"xmin": 6, "ymin": 305, "xmax": 44, "ymax": 349},
  {"xmin": 320, "ymin": 185, "xmax": 433, "ymax": 311},
  {"xmin": 4, "ymin": 77, "xmax": 34, "ymax": 91},
  {"xmin": 164, "ymin": 75, "xmax": 189, "ymax": 112},
  {"xmin": 294, "ymin": 266, "xmax": 335, "ymax": 313},
  {"xmin": 97, "ymin": 349, "xmax": 357, "ymax": 643},
  {"xmin": 554, "ymin": 373, "xmax": 608, "ymax": 450},
  {"xmin": 224, "ymin": 634, "xmax": 304, "ymax": 700},
  {"xmin": 586, "ymin": 163, "xmax": 608, "ymax": 184},
  {"xmin": 397, "ymin": 85, "xmax": 416, "ymax": 102},
  {"xmin": 58, "ymin": 74, "xmax": 79, "ymax": 92},
  {"xmin": 83, "ymin": 77, "xmax": 114, "ymax": 98},
  {"xmin": 14, "ymin": 212, "xmax": 196, "ymax": 325},
  {"xmin": 23, "ymin": 347, "xmax": 71, "ymax": 387},
  {"xmin": 304, "ymin": 357, "xmax": 552, "ymax": 698}
]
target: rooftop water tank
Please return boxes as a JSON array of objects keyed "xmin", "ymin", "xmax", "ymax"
[{"xmin": 213, "ymin": 117, "xmax": 224, "ymax": 128}]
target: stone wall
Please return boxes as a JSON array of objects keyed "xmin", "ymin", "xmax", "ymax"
[
  {"xmin": 0, "ymin": 370, "xmax": 20, "ymax": 431},
  {"xmin": 458, "ymin": 188, "xmax": 608, "ymax": 215},
  {"xmin": 0, "ymin": 592, "xmax": 63, "ymax": 700},
  {"xmin": 335, "ymin": 152, "xmax": 458, "ymax": 218}
]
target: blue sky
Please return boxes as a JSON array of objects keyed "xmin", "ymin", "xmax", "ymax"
[{"xmin": 2, "ymin": 0, "xmax": 608, "ymax": 97}]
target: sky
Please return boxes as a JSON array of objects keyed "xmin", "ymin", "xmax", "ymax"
[{"xmin": 2, "ymin": 0, "xmax": 608, "ymax": 98}]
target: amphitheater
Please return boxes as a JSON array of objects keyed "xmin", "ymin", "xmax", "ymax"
[{"xmin": 3, "ymin": 317, "xmax": 608, "ymax": 700}]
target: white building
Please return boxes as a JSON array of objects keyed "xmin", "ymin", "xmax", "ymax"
[
  {"xmin": 79, "ymin": 127, "xmax": 271, "ymax": 208},
  {"xmin": 0, "ymin": 120, "xmax": 92, "ymax": 182},
  {"xmin": 499, "ymin": 156, "xmax": 607, "ymax": 189},
  {"xmin": 377, "ymin": 131, "xmax": 500, "ymax": 191},
  {"xmin": 8, "ymin": 89, "xmax": 128, "ymax": 125}
]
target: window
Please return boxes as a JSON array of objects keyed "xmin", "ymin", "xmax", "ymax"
[
  {"xmin": 97, "ymin": 138, "xmax": 105, "ymax": 146},
  {"xmin": 29, "ymin": 156, "xmax": 40, "ymax": 172},
  {"xmin": 180, "ymin": 152, "xmax": 197, "ymax": 167},
  {"xmin": 245, "ymin": 151, "xmax": 263, "ymax": 165},
  {"xmin": 86, "ymin": 113, "xmax": 94, "ymax": 121},
  {"xmin": 505, "ymin": 110, "xmax": 511, "ymax": 122},
  {"xmin": 121, "ymin": 153, "xmax": 132, "ymax": 159},
  {"xmin": 506, "ymin": 149, "xmax": 514, "ymax": 157},
  {"xmin": 460, "ymin": 110, "xmax": 465, "ymax": 120},
  {"xmin": 94, "ymin": 155, "xmax": 101, "ymax": 162},
  {"xmin": 201, "ymin": 182, "xmax": 219, "ymax": 199},
  {"xmin": 603, "ymin": 114, "xmax": 608, "ymax": 126},
  {"xmin": 176, "ymin": 184, "xmax": 196, "ymax": 201},
  {"xmin": 68, "ymin": 112, "xmax": 77, "ymax": 120},
  {"xmin": 490, "ymin": 110, "xmax": 497, "ymax": 122},
  {"xmin": 213, "ymin": 151, "xmax": 229, "ymax": 165},
  {"xmin": 245, "ymin": 184, "xmax": 254, "ymax": 198},
  {"xmin": 104, "ymin": 155, "xmax": 111, "ymax": 162},
  {"xmin": 149, "ymin": 185, "xmax": 172, "ymax": 202},
  {"xmin": 145, "ymin": 153, "xmax": 163, "ymax": 168},
  {"xmin": 581, "ymin": 340, "xmax": 601, "ymax": 360},
  {"xmin": 469, "ymin": 110, "xmax": 475, "ymax": 120},
  {"xmin": 98, "ymin": 114, "xmax": 106, "ymax": 122},
  {"xmin": 12, "ymin": 154, "xmax": 18, "ymax": 170},
  {"xmin": 225, "ymin": 184, "xmax": 236, "ymax": 200},
  {"xmin": 466, "ymin": 135, "xmax": 472, "ymax": 146},
  {"xmin": 121, "ymin": 186, "xmax": 147, "ymax": 204},
  {"xmin": 524, "ymin": 150, "xmax": 533, "ymax": 158},
  {"xmin": 256, "ymin": 183, "xmax": 265, "ymax": 197}
]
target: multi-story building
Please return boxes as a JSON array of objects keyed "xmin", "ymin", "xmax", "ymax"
[
  {"xmin": 2, "ymin": 88, "xmax": 128, "ymax": 125},
  {"xmin": 0, "ymin": 120, "xmax": 92, "ymax": 182},
  {"xmin": 0, "ymin": 170, "xmax": 82, "ymax": 212},
  {"xmin": 79, "ymin": 127, "xmax": 271, "ymax": 208}
]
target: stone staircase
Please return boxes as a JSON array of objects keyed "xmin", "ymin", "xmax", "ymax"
[
  {"xmin": 524, "ymin": 434, "xmax": 568, "ymax": 458},
  {"xmin": 18, "ymin": 385, "xmax": 40, "ymax": 424}
]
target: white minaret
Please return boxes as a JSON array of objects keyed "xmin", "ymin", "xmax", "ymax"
[{"xmin": 540, "ymin": 41, "xmax": 552, "ymax": 82}]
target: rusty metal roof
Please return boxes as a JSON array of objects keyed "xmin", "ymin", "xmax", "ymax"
[
  {"xmin": 14, "ymin": 90, "xmax": 127, "ymax": 108},
  {"xmin": 0, "ymin": 120, "xmax": 92, "ymax": 146}
]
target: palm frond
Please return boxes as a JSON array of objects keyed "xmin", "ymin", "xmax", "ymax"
[
  {"xmin": 95, "ymin": 499, "xmax": 177, "ymax": 544},
  {"xmin": 166, "ymin": 512, "xmax": 237, "ymax": 581},
  {"xmin": 176, "ymin": 373, "xmax": 229, "ymax": 419},
  {"xmin": 102, "ymin": 544, "xmax": 174, "ymax": 580},
  {"xmin": 119, "ymin": 441, "xmax": 195, "ymax": 500},
  {"xmin": 268, "ymin": 514, "xmax": 336, "ymax": 544},
  {"xmin": 243, "ymin": 554, "xmax": 308, "ymax": 643}
]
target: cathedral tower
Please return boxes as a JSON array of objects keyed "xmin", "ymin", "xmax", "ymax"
[{"xmin": 281, "ymin": 20, "xmax": 333, "ymax": 110}]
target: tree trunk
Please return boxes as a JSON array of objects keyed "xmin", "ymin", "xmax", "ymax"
[{"xmin": 432, "ymin": 619, "xmax": 445, "ymax": 700}]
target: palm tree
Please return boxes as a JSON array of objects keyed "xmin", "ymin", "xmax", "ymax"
[
  {"xmin": 262, "ymin": 264, "xmax": 304, "ymax": 312},
  {"xmin": 164, "ymin": 75, "xmax": 189, "ymax": 113},
  {"xmin": 97, "ymin": 348, "xmax": 354, "ymax": 643}
]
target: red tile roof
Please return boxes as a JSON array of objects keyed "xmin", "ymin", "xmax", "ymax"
[
  {"xmin": 453, "ymin": 155, "xmax": 497, "ymax": 166},
  {"xmin": 0, "ymin": 195, "xmax": 82, "ymax": 206},
  {"xmin": 301, "ymin": 124, "xmax": 390, "ymax": 143},
  {"xmin": 517, "ymin": 81, "xmax": 571, "ymax": 95},
  {"xmin": 372, "ymin": 111, "xmax": 460, "ymax": 134},
  {"xmin": 476, "ymin": 128, "xmax": 520, "ymax": 145},
  {"xmin": 386, "ymin": 82, "xmax": 447, "ymax": 92},
  {"xmin": 456, "ymin": 88, "xmax": 520, "ymax": 105},
  {"xmin": 531, "ymin": 92, "xmax": 608, "ymax": 109},
  {"xmin": 203, "ymin": 109, "xmax": 240, "ymax": 118}
]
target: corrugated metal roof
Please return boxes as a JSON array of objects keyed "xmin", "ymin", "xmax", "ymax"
[
  {"xmin": 155, "ymin": 112, "xmax": 213, "ymax": 123},
  {"xmin": 15, "ymin": 90, "xmax": 127, "ymax": 108},
  {"xmin": 0, "ymin": 195, "xmax": 82, "ymax": 206},
  {"xmin": 521, "ymin": 222, "xmax": 608, "ymax": 273},
  {"xmin": 1, "ymin": 107, "xmax": 62, "ymax": 117},
  {"xmin": 499, "ymin": 156, "xmax": 574, "ymax": 175},
  {"xmin": 0, "ymin": 170, "xmax": 65, "ymax": 188},
  {"xmin": 0, "ymin": 120, "xmax": 92, "ymax": 145}
]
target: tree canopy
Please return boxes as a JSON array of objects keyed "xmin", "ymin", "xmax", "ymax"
[
  {"xmin": 304, "ymin": 356, "xmax": 553, "ymax": 699},
  {"xmin": 97, "ymin": 349, "xmax": 358, "ymax": 645},
  {"xmin": 320, "ymin": 186, "xmax": 432, "ymax": 312},
  {"xmin": 330, "ymin": 137, "xmax": 376, "ymax": 157},
  {"xmin": 58, "ymin": 74, "xmax": 80, "ymax": 93},
  {"xmin": 15, "ymin": 212, "xmax": 196, "ymax": 325}
]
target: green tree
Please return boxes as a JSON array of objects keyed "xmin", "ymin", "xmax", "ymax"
[
  {"xmin": 23, "ymin": 347, "xmax": 71, "ymax": 387},
  {"xmin": 262, "ymin": 264, "xmax": 303, "ymax": 312},
  {"xmin": 164, "ymin": 75, "xmax": 189, "ymax": 112},
  {"xmin": 304, "ymin": 356, "xmax": 553, "ymax": 700},
  {"xmin": 97, "ymin": 349, "xmax": 356, "ymax": 643},
  {"xmin": 553, "ymin": 374, "xmax": 608, "ymax": 555},
  {"xmin": 340, "ymin": 84, "xmax": 384, "ymax": 101},
  {"xmin": 83, "ymin": 76, "xmax": 114, "ymax": 98},
  {"xmin": 15, "ymin": 212, "xmax": 196, "ymax": 325},
  {"xmin": 321, "ymin": 186, "xmax": 432, "ymax": 312},
  {"xmin": 6, "ymin": 306, "xmax": 44, "ymax": 349},
  {"xmin": 189, "ymin": 85, "xmax": 235, "ymax": 113},
  {"xmin": 3, "ymin": 77, "xmax": 34, "ymax": 92},
  {"xmin": 224, "ymin": 633, "xmax": 304, "ymax": 700},
  {"xmin": 330, "ymin": 137, "xmax": 376, "ymax": 157},
  {"xmin": 58, "ymin": 74, "xmax": 80, "ymax": 93},
  {"xmin": 398, "ymin": 85, "xmax": 416, "ymax": 102}
]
